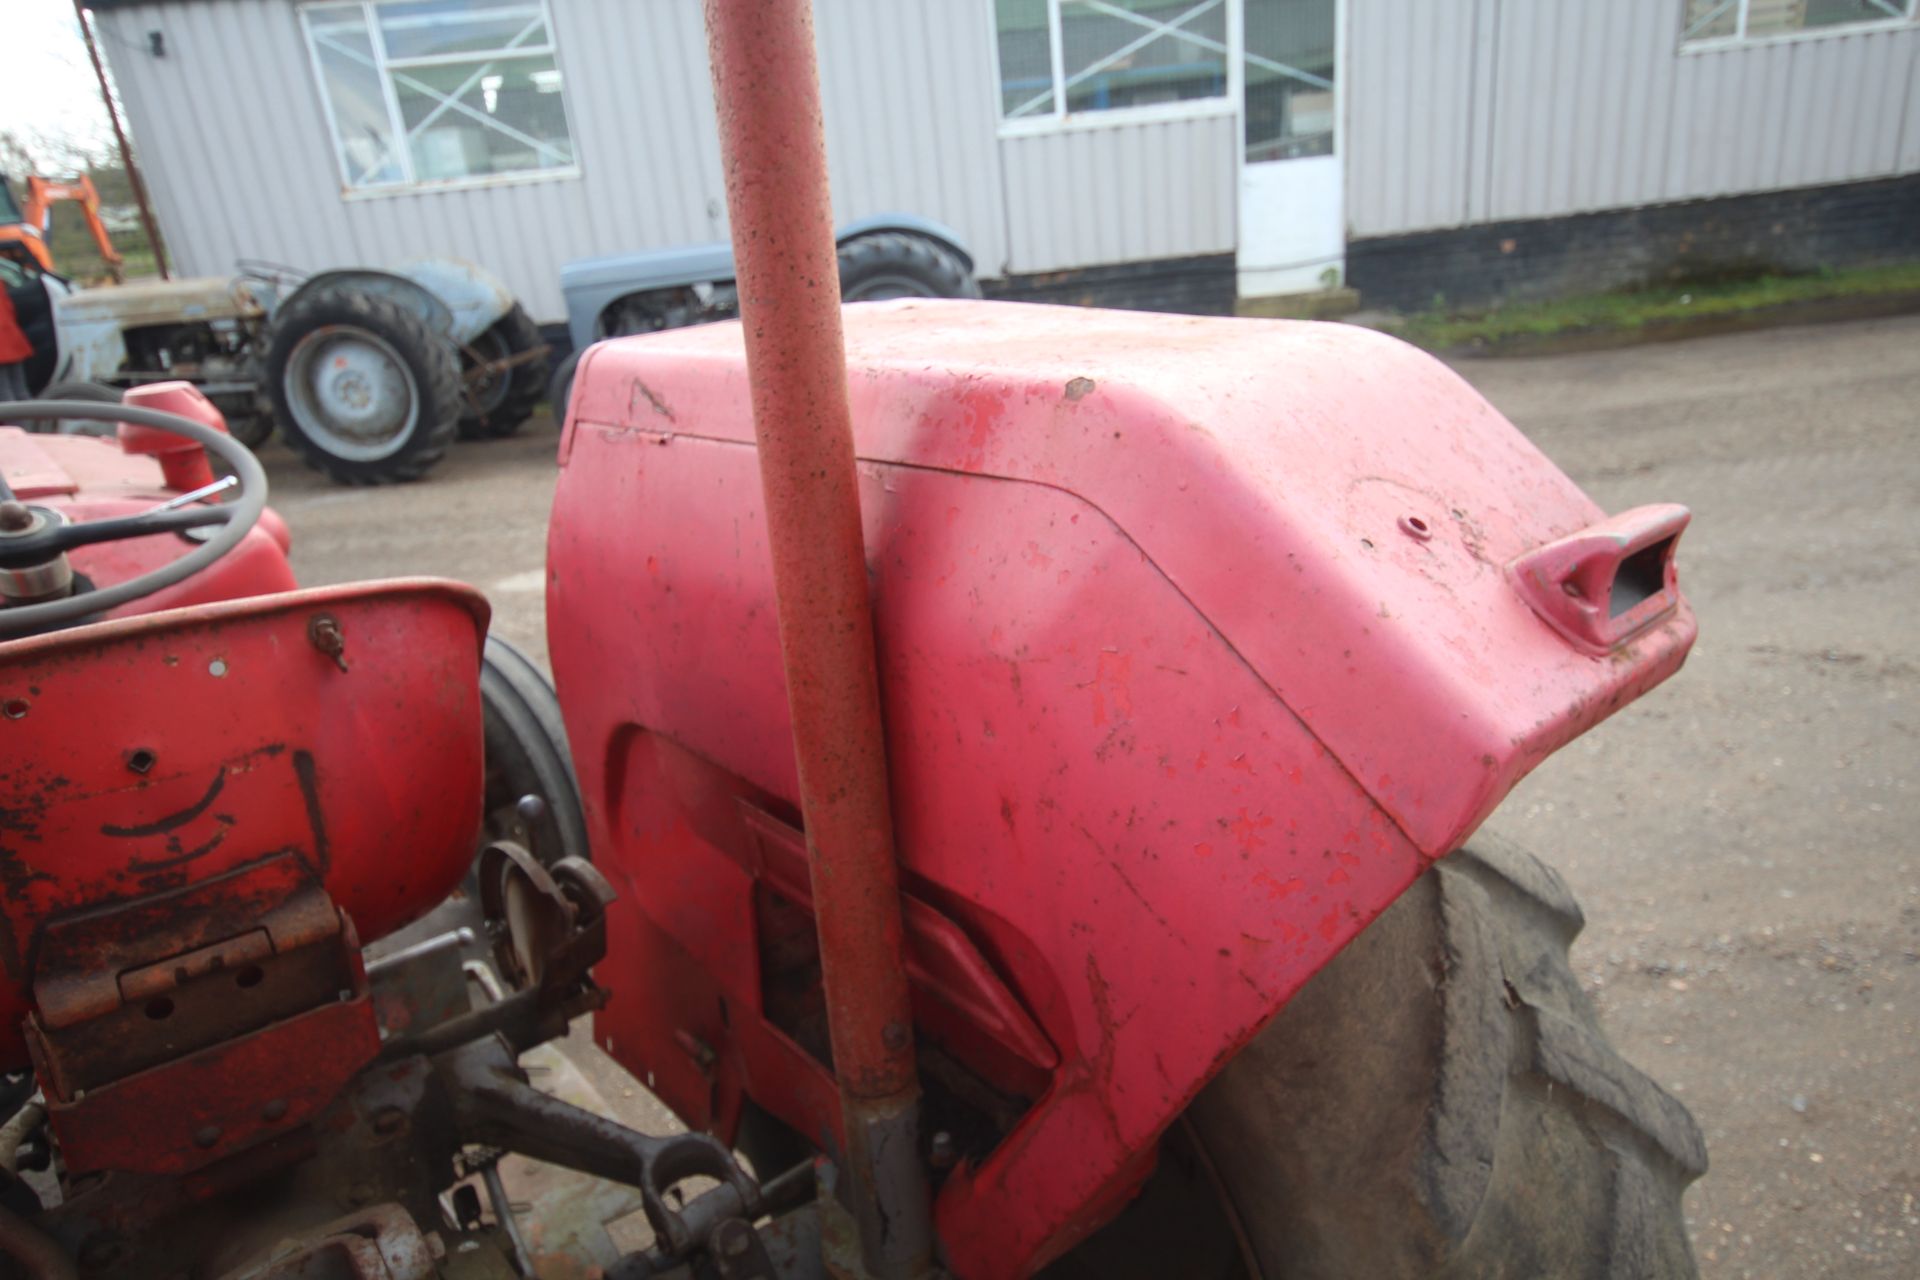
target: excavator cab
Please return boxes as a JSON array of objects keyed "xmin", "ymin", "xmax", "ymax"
[{"xmin": 0, "ymin": 176, "xmax": 38, "ymax": 279}]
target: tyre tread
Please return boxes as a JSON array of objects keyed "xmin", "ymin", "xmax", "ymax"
[
  {"xmin": 1174, "ymin": 835, "xmax": 1707, "ymax": 1279},
  {"xmin": 265, "ymin": 285, "xmax": 461, "ymax": 485},
  {"xmin": 837, "ymin": 232, "xmax": 982, "ymax": 300},
  {"xmin": 460, "ymin": 304, "xmax": 548, "ymax": 439},
  {"xmin": 479, "ymin": 635, "xmax": 589, "ymax": 865}
]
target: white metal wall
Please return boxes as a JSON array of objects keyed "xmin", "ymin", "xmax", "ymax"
[
  {"xmin": 96, "ymin": 0, "xmax": 1011, "ymax": 320},
  {"xmin": 998, "ymin": 115, "xmax": 1239, "ymax": 273},
  {"xmin": 1347, "ymin": 0, "xmax": 1920, "ymax": 238}
]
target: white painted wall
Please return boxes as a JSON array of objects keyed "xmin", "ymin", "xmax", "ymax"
[
  {"xmin": 1346, "ymin": 0, "xmax": 1920, "ymax": 238},
  {"xmin": 96, "ymin": 0, "xmax": 1013, "ymax": 320},
  {"xmin": 998, "ymin": 113, "xmax": 1239, "ymax": 273},
  {"xmin": 94, "ymin": 0, "xmax": 1920, "ymax": 310}
]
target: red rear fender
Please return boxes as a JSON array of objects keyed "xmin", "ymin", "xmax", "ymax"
[{"xmin": 548, "ymin": 301, "xmax": 1695, "ymax": 1275}]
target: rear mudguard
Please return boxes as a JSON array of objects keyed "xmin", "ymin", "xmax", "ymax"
[
  {"xmin": 273, "ymin": 260, "xmax": 515, "ymax": 345},
  {"xmin": 545, "ymin": 301, "xmax": 1695, "ymax": 1277},
  {"xmin": 558, "ymin": 213, "xmax": 974, "ymax": 351}
]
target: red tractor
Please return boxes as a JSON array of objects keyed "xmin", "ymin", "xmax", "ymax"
[{"xmin": 0, "ymin": 5, "xmax": 1706, "ymax": 1278}]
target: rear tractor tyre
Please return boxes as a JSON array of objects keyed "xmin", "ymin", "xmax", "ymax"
[
  {"xmin": 367, "ymin": 636, "xmax": 587, "ymax": 971},
  {"xmin": 479, "ymin": 634, "xmax": 588, "ymax": 867},
  {"xmin": 458, "ymin": 303, "xmax": 549, "ymax": 441},
  {"xmin": 265, "ymin": 285, "xmax": 462, "ymax": 485},
  {"xmin": 1055, "ymin": 834, "xmax": 1709, "ymax": 1279},
  {"xmin": 836, "ymin": 232, "xmax": 980, "ymax": 302},
  {"xmin": 546, "ymin": 348, "xmax": 582, "ymax": 434}
]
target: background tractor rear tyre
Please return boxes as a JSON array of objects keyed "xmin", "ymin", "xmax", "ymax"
[
  {"xmin": 458, "ymin": 303, "xmax": 548, "ymax": 441},
  {"xmin": 18, "ymin": 379, "xmax": 122, "ymax": 436},
  {"xmin": 546, "ymin": 348, "xmax": 582, "ymax": 433},
  {"xmin": 266, "ymin": 285, "xmax": 461, "ymax": 485},
  {"xmin": 836, "ymin": 232, "xmax": 981, "ymax": 302},
  {"xmin": 480, "ymin": 635, "xmax": 589, "ymax": 867},
  {"xmin": 224, "ymin": 409, "xmax": 274, "ymax": 450},
  {"xmin": 1052, "ymin": 834, "xmax": 1709, "ymax": 1279}
]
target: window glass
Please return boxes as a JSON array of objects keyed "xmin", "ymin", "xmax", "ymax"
[
  {"xmin": 306, "ymin": 7, "xmax": 405, "ymax": 186},
  {"xmin": 377, "ymin": 0, "xmax": 550, "ymax": 60},
  {"xmin": 1684, "ymin": 0, "xmax": 1911, "ymax": 43},
  {"xmin": 997, "ymin": 0, "xmax": 1054, "ymax": 118},
  {"xmin": 1681, "ymin": 0, "xmax": 1740, "ymax": 39},
  {"xmin": 1243, "ymin": 0, "xmax": 1335, "ymax": 163},
  {"xmin": 302, "ymin": 0, "xmax": 575, "ymax": 191},
  {"xmin": 1059, "ymin": 1, "xmax": 1228, "ymax": 115},
  {"xmin": 394, "ymin": 54, "xmax": 573, "ymax": 181},
  {"xmin": 996, "ymin": 0, "xmax": 1229, "ymax": 123}
]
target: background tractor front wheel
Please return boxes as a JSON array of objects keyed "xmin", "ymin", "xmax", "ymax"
[{"xmin": 1051, "ymin": 835, "xmax": 1709, "ymax": 1279}]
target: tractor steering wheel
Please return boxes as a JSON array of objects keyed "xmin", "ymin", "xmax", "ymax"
[{"xmin": 0, "ymin": 399, "xmax": 269, "ymax": 636}]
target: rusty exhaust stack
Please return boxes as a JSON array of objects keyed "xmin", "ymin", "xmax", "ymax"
[{"xmin": 699, "ymin": 3, "xmax": 932, "ymax": 1275}]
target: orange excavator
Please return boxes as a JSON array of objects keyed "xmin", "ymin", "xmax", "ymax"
[{"xmin": 0, "ymin": 172, "xmax": 124, "ymax": 282}]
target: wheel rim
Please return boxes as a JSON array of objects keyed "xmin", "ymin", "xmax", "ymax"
[
  {"xmin": 463, "ymin": 327, "xmax": 512, "ymax": 416},
  {"xmin": 842, "ymin": 274, "xmax": 931, "ymax": 301},
  {"xmin": 284, "ymin": 325, "xmax": 420, "ymax": 461}
]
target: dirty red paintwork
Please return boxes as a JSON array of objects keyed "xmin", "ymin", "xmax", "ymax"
[
  {"xmin": 0, "ymin": 425, "xmax": 296, "ymax": 615},
  {"xmin": 0, "ymin": 580, "xmax": 491, "ymax": 1072},
  {"xmin": 37, "ymin": 992, "xmax": 381, "ymax": 1177},
  {"xmin": 550, "ymin": 299, "xmax": 1696, "ymax": 1276}
]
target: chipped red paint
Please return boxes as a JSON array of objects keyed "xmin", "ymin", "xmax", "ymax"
[
  {"xmin": 549, "ymin": 301, "xmax": 1697, "ymax": 1275},
  {"xmin": 0, "ymin": 581, "xmax": 490, "ymax": 1072},
  {"xmin": 37, "ymin": 992, "xmax": 380, "ymax": 1177}
]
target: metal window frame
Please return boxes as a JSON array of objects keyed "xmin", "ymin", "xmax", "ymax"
[
  {"xmin": 299, "ymin": 0, "xmax": 580, "ymax": 196},
  {"xmin": 991, "ymin": 0, "xmax": 1240, "ymax": 136},
  {"xmin": 1681, "ymin": 0, "xmax": 1918, "ymax": 50}
]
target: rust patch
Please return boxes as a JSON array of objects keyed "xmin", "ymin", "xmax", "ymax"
[
  {"xmin": 100, "ymin": 768, "xmax": 226, "ymax": 838},
  {"xmin": 628, "ymin": 378, "xmax": 676, "ymax": 422}
]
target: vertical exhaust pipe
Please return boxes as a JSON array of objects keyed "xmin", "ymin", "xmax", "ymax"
[{"xmin": 699, "ymin": 3, "xmax": 933, "ymax": 1275}]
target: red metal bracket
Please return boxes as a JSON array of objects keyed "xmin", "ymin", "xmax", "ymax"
[{"xmin": 1507, "ymin": 504, "xmax": 1691, "ymax": 655}]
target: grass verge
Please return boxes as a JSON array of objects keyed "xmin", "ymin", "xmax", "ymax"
[{"xmin": 1396, "ymin": 262, "xmax": 1920, "ymax": 352}]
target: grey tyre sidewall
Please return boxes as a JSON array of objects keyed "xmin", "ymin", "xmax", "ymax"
[
  {"xmin": 1184, "ymin": 834, "xmax": 1708, "ymax": 1280},
  {"xmin": 265, "ymin": 286, "xmax": 461, "ymax": 484},
  {"xmin": 837, "ymin": 232, "xmax": 981, "ymax": 302}
]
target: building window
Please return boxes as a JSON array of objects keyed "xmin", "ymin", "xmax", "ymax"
[
  {"xmin": 300, "ymin": 0, "xmax": 576, "ymax": 192},
  {"xmin": 995, "ymin": 0, "xmax": 1231, "ymax": 126},
  {"xmin": 1682, "ymin": 0, "xmax": 1915, "ymax": 44}
]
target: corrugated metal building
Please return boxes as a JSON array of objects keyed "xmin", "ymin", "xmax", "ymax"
[{"xmin": 92, "ymin": 0, "xmax": 1920, "ymax": 322}]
